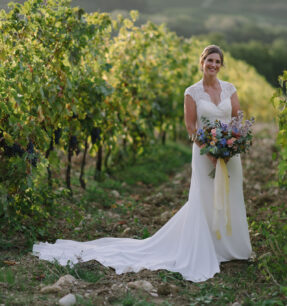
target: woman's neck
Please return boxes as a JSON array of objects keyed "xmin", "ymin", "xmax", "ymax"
[{"xmin": 202, "ymin": 75, "xmax": 219, "ymax": 87}]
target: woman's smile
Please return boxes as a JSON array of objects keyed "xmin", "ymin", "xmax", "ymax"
[{"xmin": 202, "ymin": 53, "xmax": 222, "ymax": 76}]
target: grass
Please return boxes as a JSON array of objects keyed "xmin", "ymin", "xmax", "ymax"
[
  {"xmin": 0, "ymin": 268, "xmax": 16, "ymax": 285},
  {"xmin": 79, "ymin": 140, "xmax": 192, "ymax": 210},
  {"xmin": 118, "ymin": 142, "xmax": 191, "ymax": 185},
  {"xmin": 39, "ymin": 261, "xmax": 105, "ymax": 285}
]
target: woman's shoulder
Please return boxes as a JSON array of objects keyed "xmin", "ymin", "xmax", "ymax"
[
  {"xmin": 184, "ymin": 79, "xmax": 203, "ymax": 98},
  {"xmin": 220, "ymin": 80, "xmax": 237, "ymax": 98},
  {"xmin": 219, "ymin": 80, "xmax": 237, "ymax": 92}
]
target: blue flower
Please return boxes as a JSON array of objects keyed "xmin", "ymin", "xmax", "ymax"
[
  {"xmin": 232, "ymin": 127, "xmax": 239, "ymax": 134},
  {"xmin": 221, "ymin": 123, "xmax": 228, "ymax": 131},
  {"xmin": 220, "ymin": 138, "xmax": 227, "ymax": 146},
  {"xmin": 199, "ymin": 135, "xmax": 205, "ymax": 143},
  {"xmin": 223, "ymin": 151, "xmax": 230, "ymax": 156},
  {"xmin": 197, "ymin": 128, "xmax": 204, "ymax": 135}
]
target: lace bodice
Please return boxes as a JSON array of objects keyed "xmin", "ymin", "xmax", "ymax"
[{"xmin": 184, "ymin": 79, "xmax": 236, "ymax": 129}]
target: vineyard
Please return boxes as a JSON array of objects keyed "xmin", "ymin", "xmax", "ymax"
[
  {"xmin": 0, "ymin": 0, "xmax": 286, "ymax": 304},
  {"xmin": 0, "ymin": 0, "xmax": 275, "ymax": 235}
]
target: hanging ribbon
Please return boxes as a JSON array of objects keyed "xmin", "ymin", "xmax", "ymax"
[{"xmin": 213, "ymin": 158, "xmax": 232, "ymax": 240}]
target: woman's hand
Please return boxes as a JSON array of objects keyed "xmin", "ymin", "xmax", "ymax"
[
  {"xmin": 196, "ymin": 140, "xmax": 204, "ymax": 148},
  {"xmin": 207, "ymin": 154, "xmax": 217, "ymax": 167},
  {"xmin": 197, "ymin": 143, "xmax": 217, "ymax": 166},
  {"xmin": 197, "ymin": 142, "xmax": 230, "ymax": 166},
  {"xmin": 223, "ymin": 157, "xmax": 230, "ymax": 164}
]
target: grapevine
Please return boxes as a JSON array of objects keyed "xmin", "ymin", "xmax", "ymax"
[{"xmin": 0, "ymin": 0, "xmax": 275, "ymax": 235}]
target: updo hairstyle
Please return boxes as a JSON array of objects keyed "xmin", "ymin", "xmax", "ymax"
[{"xmin": 199, "ymin": 45, "xmax": 224, "ymax": 69}]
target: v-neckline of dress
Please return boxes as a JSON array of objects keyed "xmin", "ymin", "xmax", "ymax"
[{"xmin": 201, "ymin": 79, "xmax": 223, "ymax": 107}]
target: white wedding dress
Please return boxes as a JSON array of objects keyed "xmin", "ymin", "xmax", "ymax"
[{"xmin": 33, "ymin": 79, "xmax": 252, "ymax": 282}]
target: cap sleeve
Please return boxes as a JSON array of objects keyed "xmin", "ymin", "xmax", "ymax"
[
  {"xmin": 184, "ymin": 86, "xmax": 196, "ymax": 101},
  {"xmin": 229, "ymin": 83, "xmax": 237, "ymax": 96}
]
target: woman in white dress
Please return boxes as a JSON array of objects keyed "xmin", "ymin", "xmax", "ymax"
[{"xmin": 33, "ymin": 45, "xmax": 252, "ymax": 283}]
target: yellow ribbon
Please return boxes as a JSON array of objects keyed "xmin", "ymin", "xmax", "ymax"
[{"xmin": 213, "ymin": 158, "xmax": 232, "ymax": 240}]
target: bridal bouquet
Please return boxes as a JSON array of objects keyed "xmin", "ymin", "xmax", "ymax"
[
  {"xmin": 196, "ymin": 110, "xmax": 255, "ymax": 177},
  {"xmin": 195, "ymin": 110, "xmax": 254, "ymax": 240}
]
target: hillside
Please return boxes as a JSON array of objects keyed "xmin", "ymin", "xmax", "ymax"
[
  {"xmin": 147, "ymin": 0, "xmax": 287, "ymax": 23},
  {"xmin": 2, "ymin": 0, "xmax": 287, "ymax": 40},
  {"xmin": 1, "ymin": 0, "xmax": 287, "ymax": 85}
]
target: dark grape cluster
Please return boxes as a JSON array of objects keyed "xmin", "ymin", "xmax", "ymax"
[
  {"xmin": 4, "ymin": 143, "xmax": 25, "ymax": 157},
  {"xmin": 69, "ymin": 135, "xmax": 77, "ymax": 150},
  {"xmin": 26, "ymin": 141, "xmax": 34, "ymax": 154},
  {"xmin": 26, "ymin": 141, "xmax": 38, "ymax": 167},
  {"xmin": 54, "ymin": 128, "xmax": 62, "ymax": 145},
  {"xmin": 69, "ymin": 135, "xmax": 80, "ymax": 155},
  {"xmin": 91, "ymin": 127, "xmax": 101, "ymax": 144},
  {"xmin": 0, "ymin": 130, "xmax": 4, "ymax": 146},
  {"xmin": 72, "ymin": 112, "xmax": 78, "ymax": 119},
  {"xmin": 0, "ymin": 132, "xmax": 38, "ymax": 166},
  {"xmin": 31, "ymin": 156, "xmax": 38, "ymax": 167},
  {"xmin": 0, "ymin": 130, "xmax": 25, "ymax": 158}
]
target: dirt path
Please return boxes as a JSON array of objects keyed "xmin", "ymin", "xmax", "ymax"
[{"xmin": 1, "ymin": 123, "xmax": 286, "ymax": 305}]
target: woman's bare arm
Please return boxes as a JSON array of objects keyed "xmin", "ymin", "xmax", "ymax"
[
  {"xmin": 184, "ymin": 94, "xmax": 216, "ymax": 165},
  {"xmin": 231, "ymin": 91, "xmax": 240, "ymax": 117},
  {"xmin": 184, "ymin": 94, "xmax": 197, "ymax": 139},
  {"xmin": 224, "ymin": 91, "xmax": 241, "ymax": 164}
]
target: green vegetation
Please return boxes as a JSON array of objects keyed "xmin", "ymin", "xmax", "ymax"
[
  {"xmin": 273, "ymin": 71, "xmax": 287, "ymax": 186},
  {"xmin": 0, "ymin": 0, "xmax": 274, "ymax": 240}
]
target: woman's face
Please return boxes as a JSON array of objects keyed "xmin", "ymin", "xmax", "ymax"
[{"xmin": 201, "ymin": 53, "xmax": 222, "ymax": 77}]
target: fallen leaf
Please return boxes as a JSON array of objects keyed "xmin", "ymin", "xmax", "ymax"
[
  {"xmin": 3, "ymin": 260, "xmax": 18, "ymax": 266},
  {"xmin": 118, "ymin": 220, "xmax": 127, "ymax": 225},
  {"xmin": 34, "ymin": 274, "xmax": 46, "ymax": 281}
]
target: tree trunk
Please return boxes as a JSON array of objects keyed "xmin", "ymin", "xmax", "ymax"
[
  {"xmin": 79, "ymin": 136, "xmax": 88, "ymax": 189},
  {"xmin": 123, "ymin": 136, "xmax": 127, "ymax": 151},
  {"xmin": 66, "ymin": 141, "xmax": 73, "ymax": 191},
  {"xmin": 94, "ymin": 144, "xmax": 102, "ymax": 180},
  {"xmin": 45, "ymin": 137, "xmax": 54, "ymax": 188},
  {"xmin": 172, "ymin": 123, "xmax": 177, "ymax": 141},
  {"xmin": 161, "ymin": 130, "xmax": 166, "ymax": 145},
  {"xmin": 104, "ymin": 145, "xmax": 112, "ymax": 172}
]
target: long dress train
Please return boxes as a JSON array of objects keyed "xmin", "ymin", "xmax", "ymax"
[{"xmin": 32, "ymin": 79, "xmax": 252, "ymax": 282}]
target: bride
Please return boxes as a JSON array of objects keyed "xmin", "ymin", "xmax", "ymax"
[{"xmin": 33, "ymin": 45, "xmax": 252, "ymax": 282}]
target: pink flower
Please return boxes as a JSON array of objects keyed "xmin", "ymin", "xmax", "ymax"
[
  {"xmin": 211, "ymin": 129, "xmax": 217, "ymax": 137},
  {"xmin": 227, "ymin": 138, "xmax": 235, "ymax": 147}
]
